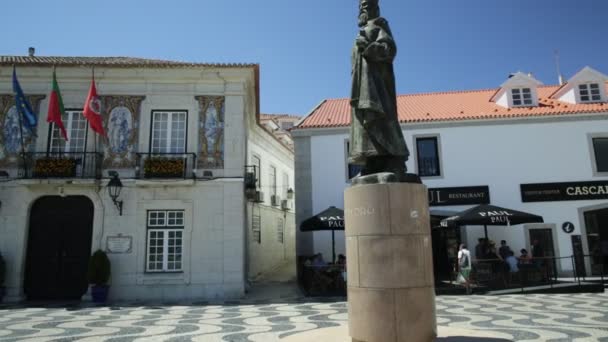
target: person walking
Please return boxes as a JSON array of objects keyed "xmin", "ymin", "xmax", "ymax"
[{"xmin": 458, "ymin": 244, "xmax": 473, "ymax": 294}]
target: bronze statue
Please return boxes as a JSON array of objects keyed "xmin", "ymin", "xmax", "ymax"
[{"xmin": 350, "ymin": 0, "xmax": 417, "ymax": 183}]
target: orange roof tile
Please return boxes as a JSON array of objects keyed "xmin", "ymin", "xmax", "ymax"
[{"xmin": 295, "ymin": 85, "xmax": 608, "ymax": 129}]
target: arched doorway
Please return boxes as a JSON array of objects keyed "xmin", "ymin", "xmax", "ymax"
[{"xmin": 24, "ymin": 196, "xmax": 94, "ymax": 300}]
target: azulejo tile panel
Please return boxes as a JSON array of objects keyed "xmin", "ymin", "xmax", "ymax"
[
  {"xmin": 101, "ymin": 96, "xmax": 145, "ymax": 168},
  {"xmin": 195, "ymin": 96, "xmax": 224, "ymax": 169}
]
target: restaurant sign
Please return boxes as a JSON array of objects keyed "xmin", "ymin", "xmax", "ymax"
[
  {"xmin": 428, "ymin": 186, "xmax": 490, "ymax": 206},
  {"xmin": 521, "ymin": 181, "xmax": 608, "ymax": 202}
]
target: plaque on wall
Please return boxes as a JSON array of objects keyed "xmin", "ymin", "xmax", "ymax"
[
  {"xmin": 521, "ymin": 181, "xmax": 608, "ymax": 202},
  {"xmin": 428, "ymin": 186, "xmax": 490, "ymax": 206},
  {"xmin": 107, "ymin": 235, "xmax": 133, "ymax": 253}
]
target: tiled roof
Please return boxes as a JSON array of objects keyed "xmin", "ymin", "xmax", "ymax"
[
  {"xmin": 296, "ymin": 84, "xmax": 608, "ymax": 129},
  {"xmin": 0, "ymin": 56, "xmax": 257, "ymax": 68}
]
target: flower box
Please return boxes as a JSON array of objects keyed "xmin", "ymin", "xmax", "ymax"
[
  {"xmin": 144, "ymin": 158, "xmax": 184, "ymax": 178},
  {"xmin": 33, "ymin": 158, "xmax": 77, "ymax": 178}
]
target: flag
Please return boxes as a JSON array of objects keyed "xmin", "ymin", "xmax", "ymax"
[
  {"xmin": 47, "ymin": 69, "xmax": 68, "ymax": 141},
  {"xmin": 83, "ymin": 76, "xmax": 106, "ymax": 137},
  {"xmin": 12, "ymin": 67, "xmax": 38, "ymax": 135}
]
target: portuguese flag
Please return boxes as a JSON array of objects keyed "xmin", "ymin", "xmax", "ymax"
[{"xmin": 47, "ymin": 68, "xmax": 68, "ymax": 141}]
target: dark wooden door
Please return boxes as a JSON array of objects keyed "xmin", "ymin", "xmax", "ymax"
[{"xmin": 24, "ymin": 196, "xmax": 94, "ymax": 300}]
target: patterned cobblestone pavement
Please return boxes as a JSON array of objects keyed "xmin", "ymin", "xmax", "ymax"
[{"xmin": 0, "ymin": 292, "xmax": 606, "ymax": 341}]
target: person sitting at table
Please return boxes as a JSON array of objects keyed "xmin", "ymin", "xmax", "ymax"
[
  {"xmin": 312, "ymin": 253, "xmax": 328, "ymax": 267},
  {"xmin": 518, "ymin": 249, "xmax": 532, "ymax": 265}
]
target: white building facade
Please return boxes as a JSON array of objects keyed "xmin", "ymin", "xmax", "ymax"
[
  {"xmin": 293, "ymin": 67, "xmax": 608, "ymax": 277},
  {"xmin": 0, "ymin": 56, "xmax": 294, "ymax": 302}
]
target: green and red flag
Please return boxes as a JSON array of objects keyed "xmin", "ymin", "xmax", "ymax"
[
  {"xmin": 47, "ymin": 68, "xmax": 68, "ymax": 141},
  {"xmin": 83, "ymin": 73, "xmax": 106, "ymax": 137}
]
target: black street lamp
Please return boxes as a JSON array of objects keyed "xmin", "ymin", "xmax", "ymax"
[{"xmin": 107, "ymin": 171, "xmax": 123, "ymax": 216}]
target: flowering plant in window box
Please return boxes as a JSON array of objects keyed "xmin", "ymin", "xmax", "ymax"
[
  {"xmin": 33, "ymin": 158, "xmax": 77, "ymax": 178},
  {"xmin": 144, "ymin": 158, "xmax": 184, "ymax": 178}
]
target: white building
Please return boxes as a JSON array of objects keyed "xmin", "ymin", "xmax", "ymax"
[
  {"xmin": 260, "ymin": 114, "xmax": 301, "ymax": 151},
  {"xmin": 293, "ymin": 66, "xmax": 608, "ymax": 278},
  {"xmin": 0, "ymin": 55, "xmax": 294, "ymax": 302}
]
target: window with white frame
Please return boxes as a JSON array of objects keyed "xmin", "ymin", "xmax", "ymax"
[
  {"xmin": 416, "ymin": 136, "xmax": 441, "ymax": 177},
  {"xmin": 151, "ymin": 111, "xmax": 187, "ymax": 154},
  {"xmin": 49, "ymin": 110, "xmax": 87, "ymax": 153},
  {"xmin": 146, "ymin": 210, "xmax": 184, "ymax": 272},
  {"xmin": 579, "ymin": 83, "xmax": 602, "ymax": 103},
  {"xmin": 592, "ymin": 137, "xmax": 608, "ymax": 172},
  {"xmin": 252, "ymin": 155, "xmax": 261, "ymax": 188},
  {"xmin": 270, "ymin": 165, "xmax": 277, "ymax": 197},
  {"xmin": 511, "ymin": 88, "xmax": 533, "ymax": 106},
  {"xmin": 277, "ymin": 218, "xmax": 284, "ymax": 244},
  {"xmin": 282, "ymin": 172, "xmax": 289, "ymax": 198}
]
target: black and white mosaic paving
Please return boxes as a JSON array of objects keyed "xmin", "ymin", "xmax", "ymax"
[{"xmin": 0, "ymin": 292, "xmax": 606, "ymax": 341}]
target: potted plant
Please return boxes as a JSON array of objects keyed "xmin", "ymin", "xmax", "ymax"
[
  {"xmin": 0, "ymin": 252, "xmax": 5, "ymax": 302},
  {"xmin": 87, "ymin": 250, "xmax": 111, "ymax": 303}
]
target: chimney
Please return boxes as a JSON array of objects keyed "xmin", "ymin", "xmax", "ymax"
[{"xmin": 28, "ymin": 47, "xmax": 35, "ymax": 57}]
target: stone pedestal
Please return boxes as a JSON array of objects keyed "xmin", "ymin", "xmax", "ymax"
[{"xmin": 345, "ymin": 183, "xmax": 436, "ymax": 342}]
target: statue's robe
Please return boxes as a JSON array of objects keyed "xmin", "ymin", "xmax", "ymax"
[{"xmin": 349, "ymin": 17, "xmax": 409, "ymax": 166}]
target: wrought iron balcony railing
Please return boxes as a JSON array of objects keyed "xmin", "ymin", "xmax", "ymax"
[
  {"xmin": 20, "ymin": 152, "xmax": 103, "ymax": 179},
  {"xmin": 135, "ymin": 153, "xmax": 197, "ymax": 179}
]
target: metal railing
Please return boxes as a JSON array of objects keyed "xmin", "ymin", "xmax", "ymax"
[
  {"xmin": 454, "ymin": 255, "xmax": 606, "ymax": 293},
  {"xmin": 135, "ymin": 153, "xmax": 197, "ymax": 179},
  {"xmin": 19, "ymin": 152, "xmax": 102, "ymax": 179}
]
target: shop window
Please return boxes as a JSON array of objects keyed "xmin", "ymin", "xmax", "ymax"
[
  {"xmin": 146, "ymin": 210, "xmax": 184, "ymax": 272},
  {"xmin": 592, "ymin": 137, "xmax": 608, "ymax": 172},
  {"xmin": 416, "ymin": 136, "xmax": 441, "ymax": 177}
]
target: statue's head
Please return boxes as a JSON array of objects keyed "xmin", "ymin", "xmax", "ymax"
[{"xmin": 359, "ymin": 0, "xmax": 380, "ymax": 27}]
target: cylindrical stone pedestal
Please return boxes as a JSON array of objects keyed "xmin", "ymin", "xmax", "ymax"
[{"xmin": 345, "ymin": 183, "xmax": 436, "ymax": 342}]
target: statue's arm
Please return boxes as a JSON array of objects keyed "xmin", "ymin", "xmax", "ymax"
[{"xmin": 362, "ymin": 23, "xmax": 396, "ymax": 63}]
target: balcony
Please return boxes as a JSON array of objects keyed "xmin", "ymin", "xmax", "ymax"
[
  {"xmin": 20, "ymin": 152, "xmax": 102, "ymax": 179},
  {"xmin": 135, "ymin": 153, "xmax": 197, "ymax": 179}
]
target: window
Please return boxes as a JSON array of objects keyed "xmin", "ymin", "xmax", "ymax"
[
  {"xmin": 511, "ymin": 88, "xmax": 533, "ymax": 106},
  {"xmin": 282, "ymin": 172, "xmax": 289, "ymax": 198},
  {"xmin": 252, "ymin": 212, "xmax": 261, "ymax": 244},
  {"xmin": 592, "ymin": 137, "xmax": 608, "ymax": 172},
  {"xmin": 345, "ymin": 140, "xmax": 363, "ymax": 180},
  {"xmin": 151, "ymin": 111, "xmax": 187, "ymax": 153},
  {"xmin": 579, "ymin": 83, "xmax": 602, "ymax": 103},
  {"xmin": 146, "ymin": 210, "xmax": 184, "ymax": 272},
  {"xmin": 416, "ymin": 137, "xmax": 441, "ymax": 177},
  {"xmin": 49, "ymin": 110, "xmax": 87, "ymax": 153},
  {"xmin": 277, "ymin": 218, "xmax": 284, "ymax": 244},
  {"xmin": 252, "ymin": 155, "xmax": 261, "ymax": 188},
  {"xmin": 270, "ymin": 166, "xmax": 277, "ymax": 197}
]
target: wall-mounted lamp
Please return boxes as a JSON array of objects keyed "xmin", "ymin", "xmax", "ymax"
[
  {"xmin": 107, "ymin": 171, "xmax": 123, "ymax": 216},
  {"xmin": 287, "ymin": 188, "xmax": 294, "ymax": 200}
]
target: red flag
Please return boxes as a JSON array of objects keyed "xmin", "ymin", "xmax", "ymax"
[
  {"xmin": 47, "ymin": 69, "xmax": 68, "ymax": 141},
  {"xmin": 83, "ymin": 77, "xmax": 106, "ymax": 137}
]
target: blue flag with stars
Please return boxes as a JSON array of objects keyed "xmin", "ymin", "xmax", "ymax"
[{"xmin": 12, "ymin": 67, "xmax": 38, "ymax": 135}]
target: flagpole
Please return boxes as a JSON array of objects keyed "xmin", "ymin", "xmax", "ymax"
[{"xmin": 14, "ymin": 65, "xmax": 29, "ymax": 177}]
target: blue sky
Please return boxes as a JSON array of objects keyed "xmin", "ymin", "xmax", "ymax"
[{"xmin": 3, "ymin": 0, "xmax": 608, "ymax": 116}]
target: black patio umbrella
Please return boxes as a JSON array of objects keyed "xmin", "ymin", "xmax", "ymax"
[
  {"xmin": 300, "ymin": 206, "xmax": 344, "ymax": 263},
  {"xmin": 440, "ymin": 204, "xmax": 544, "ymax": 240}
]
